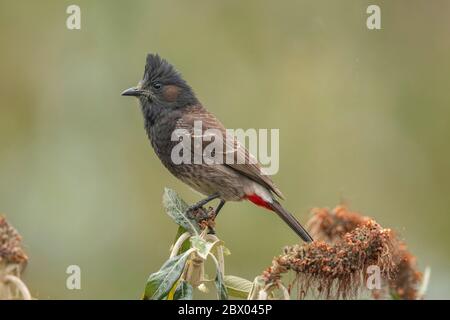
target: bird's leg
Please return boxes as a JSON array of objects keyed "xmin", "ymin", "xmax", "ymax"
[
  {"xmin": 213, "ymin": 200, "xmax": 226, "ymax": 219},
  {"xmin": 187, "ymin": 193, "xmax": 222, "ymax": 234},
  {"xmin": 186, "ymin": 193, "xmax": 221, "ymax": 214},
  {"xmin": 207, "ymin": 200, "xmax": 226, "ymax": 235}
]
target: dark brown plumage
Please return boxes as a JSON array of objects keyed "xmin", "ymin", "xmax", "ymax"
[{"xmin": 122, "ymin": 54, "xmax": 313, "ymax": 242}]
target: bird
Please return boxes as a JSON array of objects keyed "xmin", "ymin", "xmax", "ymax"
[{"xmin": 122, "ymin": 54, "xmax": 313, "ymax": 243}]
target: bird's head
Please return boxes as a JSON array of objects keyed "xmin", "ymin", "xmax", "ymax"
[{"xmin": 122, "ymin": 54, "xmax": 198, "ymax": 109}]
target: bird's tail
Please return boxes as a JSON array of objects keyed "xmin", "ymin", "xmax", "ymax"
[{"xmin": 268, "ymin": 200, "xmax": 314, "ymax": 243}]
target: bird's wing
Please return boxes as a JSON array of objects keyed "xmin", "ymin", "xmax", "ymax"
[{"xmin": 176, "ymin": 105, "xmax": 284, "ymax": 199}]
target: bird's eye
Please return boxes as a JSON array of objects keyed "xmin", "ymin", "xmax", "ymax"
[{"xmin": 152, "ymin": 82, "xmax": 162, "ymax": 90}]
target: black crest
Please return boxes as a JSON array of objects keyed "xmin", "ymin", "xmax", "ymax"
[{"xmin": 144, "ymin": 54, "xmax": 186, "ymax": 87}]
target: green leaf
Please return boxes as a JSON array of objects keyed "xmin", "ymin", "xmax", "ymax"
[
  {"xmin": 163, "ymin": 188, "xmax": 200, "ymax": 235},
  {"xmin": 215, "ymin": 270, "xmax": 228, "ymax": 300},
  {"xmin": 190, "ymin": 236, "xmax": 207, "ymax": 256},
  {"xmin": 223, "ymin": 275, "xmax": 253, "ymax": 299},
  {"xmin": 173, "ymin": 281, "xmax": 193, "ymax": 300},
  {"xmin": 144, "ymin": 250, "xmax": 192, "ymax": 300},
  {"xmin": 190, "ymin": 235, "xmax": 222, "ymax": 260},
  {"xmin": 173, "ymin": 226, "xmax": 191, "ymax": 254}
]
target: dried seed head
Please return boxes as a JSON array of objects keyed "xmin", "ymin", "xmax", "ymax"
[
  {"xmin": 307, "ymin": 205, "xmax": 370, "ymax": 243},
  {"xmin": 0, "ymin": 216, "xmax": 28, "ymax": 268},
  {"xmin": 387, "ymin": 243, "xmax": 422, "ymax": 300},
  {"xmin": 263, "ymin": 206, "xmax": 422, "ymax": 300}
]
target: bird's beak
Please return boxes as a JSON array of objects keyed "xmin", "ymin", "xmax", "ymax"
[{"xmin": 121, "ymin": 87, "xmax": 143, "ymax": 97}]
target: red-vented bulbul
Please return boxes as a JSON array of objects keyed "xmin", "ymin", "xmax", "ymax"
[{"xmin": 122, "ymin": 54, "xmax": 313, "ymax": 242}]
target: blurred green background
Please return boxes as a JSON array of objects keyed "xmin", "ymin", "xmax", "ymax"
[{"xmin": 1, "ymin": 0, "xmax": 449, "ymax": 299}]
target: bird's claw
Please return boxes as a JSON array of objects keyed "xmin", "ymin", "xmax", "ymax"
[
  {"xmin": 186, "ymin": 205, "xmax": 209, "ymax": 220},
  {"xmin": 186, "ymin": 205, "xmax": 217, "ymax": 235}
]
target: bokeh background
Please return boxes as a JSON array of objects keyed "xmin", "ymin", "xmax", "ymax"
[{"xmin": 1, "ymin": 0, "xmax": 449, "ymax": 299}]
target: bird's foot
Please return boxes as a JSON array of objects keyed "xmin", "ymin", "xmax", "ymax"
[
  {"xmin": 186, "ymin": 205, "xmax": 216, "ymax": 234},
  {"xmin": 186, "ymin": 205, "xmax": 209, "ymax": 220}
]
